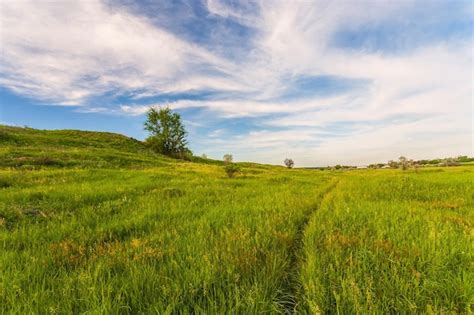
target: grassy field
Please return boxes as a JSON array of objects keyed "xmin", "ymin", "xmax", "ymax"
[{"xmin": 0, "ymin": 125, "xmax": 472, "ymax": 314}]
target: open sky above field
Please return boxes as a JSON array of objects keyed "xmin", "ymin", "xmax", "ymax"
[{"xmin": 0, "ymin": 0, "xmax": 472, "ymax": 166}]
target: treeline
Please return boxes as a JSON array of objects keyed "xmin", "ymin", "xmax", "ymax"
[
  {"xmin": 368, "ymin": 155, "xmax": 473, "ymax": 169},
  {"xmin": 302, "ymin": 155, "xmax": 473, "ymax": 171}
]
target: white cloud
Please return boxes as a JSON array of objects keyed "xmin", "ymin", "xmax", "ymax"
[
  {"xmin": 0, "ymin": 0, "xmax": 472, "ymax": 165},
  {"xmin": 0, "ymin": 0, "xmax": 237, "ymax": 104},
  {"xmin": 197, "ymin": 0, "xmax": 472, "ymax": 164}
]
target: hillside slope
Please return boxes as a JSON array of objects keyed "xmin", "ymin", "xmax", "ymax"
[{"xmin": 0, "ymin": 125, "xmax": 178, "ymax": 169}]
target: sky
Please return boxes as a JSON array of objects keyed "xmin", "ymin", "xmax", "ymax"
[{"xmin": 0, "ymin": 0, "xmax": 472, "ymax": 166}]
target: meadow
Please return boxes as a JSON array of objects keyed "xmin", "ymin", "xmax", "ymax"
[{"xmin": 0, "ymin": 125, "xmax": 472, "ymax": 314}]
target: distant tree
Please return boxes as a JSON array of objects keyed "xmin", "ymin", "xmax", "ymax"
[
  {"xmin": 413, "ymin": 161, "xmax": 420, "ymax": 173},
  {"xmin": 457, "ymin": 156, "xmax": 474, "ymax": 163},
  {"xmin": 144, "ymin": 107, "xmax": 190, "ymax": 158},
  {"xmin": 388, "ymin": 160, "xmax": 398, "ymax": 168},
  {"xmin": 201, "ymin": 154, "xmax": 208, "ymax": 159},
  {"xmin": 456, "ymin": 155, "xmax": 474, "ymax": 163},
  {"xmin": 223, "ymin": 154, "xmax": 233, "ymax": 164},
  {"xmin": 429, "ymin": 159, "xmax": 442, "ymax": 165},
  {"xmin": 398, "ymin": 156, "xmax": 411, "ymax": 170},
  {"xmin": 442, "ymin": 157, "xmax": 460, "ymax": 167},
  {"xmin": 224, "ymin": 164, "xmax": 240, "ymax": 178},
  {"xmin": 417, "ymin": 159, "xmax": 429, "ymax": 165},
  {"xmin": 284, "ymin": 158, "xmax": 294, "ymax": 169},
  {"xmin": 335, "ymin": 164, "xmax": 342, "ymax": 170}
]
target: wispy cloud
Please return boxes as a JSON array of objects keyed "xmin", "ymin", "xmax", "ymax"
[
  {"xmin": 0, "ymin": 0, "xmax": 238, "ymax": 104},
  {"xmin": 0, "ymin": 0, "xmax": 472, "ymax": 165}
]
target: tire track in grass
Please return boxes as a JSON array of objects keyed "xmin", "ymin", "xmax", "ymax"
[{"xmin": 277, "ymin": 178, "xmax": 341, "ymax": 314}]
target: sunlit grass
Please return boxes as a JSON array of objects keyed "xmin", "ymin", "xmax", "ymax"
[
  {"xmin": 0, "ymin": 125, "xmax": 472, "ymax": 313},
  {"xmin": 301, "ymin": 168, "xmax": 473, "ymax": 314}
]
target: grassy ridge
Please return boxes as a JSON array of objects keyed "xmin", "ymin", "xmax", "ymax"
[
  {"xmin": 0, "ymin": 125, "xmax": 472, "ymax": 313},
  {"xmin": 0, "ymin": 125, "xmax": 172, "ymax": 169}
]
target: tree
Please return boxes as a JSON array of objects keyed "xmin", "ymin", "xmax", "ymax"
[
  {"xmin": 144, "ymin": 107, "xmax": 190, "ymax": 157},
  {"xmin": 201, "ymin": 154, "xmax": 208, "ymax": 159},
  {"xmin": 284, "ymin": 158, "xmax": 294, "ymax": 169},
  {"xmin": 388, "ymin": 160, "xmax": 399, "ymax": 168},
  {"xmin": 398, "ymin": 156, "xmax": 411, "ymax": 170},
  {"xmin": 442, "ymin": 157, "xmax": 460, "ymax": 167},
  {"xmin": 223, "ymin": 154, "xmax": 233, "ymax": 164}
]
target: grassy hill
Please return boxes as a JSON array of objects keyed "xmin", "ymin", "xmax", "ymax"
[
  {"xmin": 0, "ymin": 126, "xmax": 472, "ymax": 313},
  {"xmin": 0, "ymin": 125, "xmax": 174, "ymax": 169}
]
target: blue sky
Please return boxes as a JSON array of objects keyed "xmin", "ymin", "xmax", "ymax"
[{"xmin": 0, "ymin": 0, "xmax": 472, "ymax": 166}]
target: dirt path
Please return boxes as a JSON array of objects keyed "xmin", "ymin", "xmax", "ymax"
[{"xmin": 278, "ymin": 178, "xmax": 340, "ymax": 313}]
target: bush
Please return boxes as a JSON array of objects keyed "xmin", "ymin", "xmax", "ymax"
[
  {"xmin": 0, "ymin": 179, "xmax": 11, "ymax": 188},
  {"xmin": 224, "ymin": 164, "xmax": 241, "ymax": 178}
]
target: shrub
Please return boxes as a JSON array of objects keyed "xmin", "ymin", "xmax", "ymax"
[
  {"xmin": 0, "ymin": 179, "xmax": 11, "ymax": 188},
  {"xmin": 224, "ymin": 164, "xmax": 240, "ymax": 178}
]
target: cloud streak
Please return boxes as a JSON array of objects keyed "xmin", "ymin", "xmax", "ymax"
[{"xmin": 0, "ymin": 0, "xmax": 472, "ymax": 165}]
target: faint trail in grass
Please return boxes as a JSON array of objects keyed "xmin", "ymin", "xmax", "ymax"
[{"xmin": 277, "ymin": 178, "xmax": 340, "ymax": 314}]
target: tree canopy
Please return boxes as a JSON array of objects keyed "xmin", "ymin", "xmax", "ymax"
[{"xmin": 144, "ymin": 107, "xmax": 190, "ymax": 158}]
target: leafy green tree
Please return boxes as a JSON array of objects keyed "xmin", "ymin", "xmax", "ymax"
[{"xmin": 144, "ymin": 107, "xmax": 190, "ymax": 157}]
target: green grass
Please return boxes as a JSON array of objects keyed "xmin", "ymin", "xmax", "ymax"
[
  {"xmin": 301, "ymin": 169, "xmax": 473, "ymax": 314},
  {"xmin": 0, "ymin": 125, "xmax": 172, "ymax": 169},
  {"xmin": 0, "ymin": 125, "xmax": 472, "ymax": 313}
]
